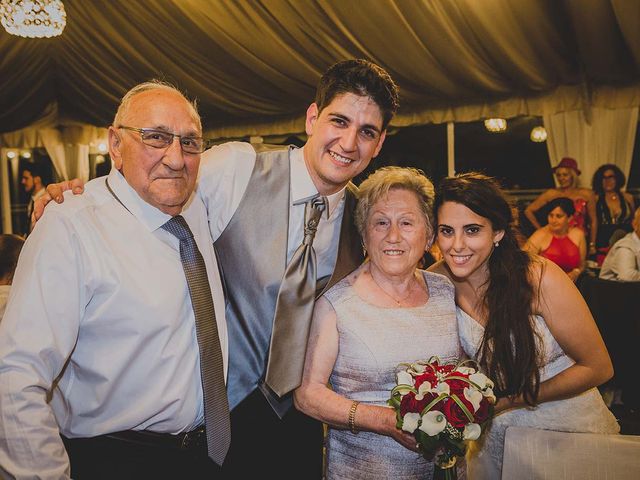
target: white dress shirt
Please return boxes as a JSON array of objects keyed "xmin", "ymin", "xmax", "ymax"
[
  {"xmin": 0, "ymin": 168, "xmax": 227, "ymax": 480},
  {"xmin": 198, "ymin": 141, "xmax": 345, "ymax": 280},
  {"xmin": 599, "ymin": 231, "xmax": 640, "ymax": 282}
]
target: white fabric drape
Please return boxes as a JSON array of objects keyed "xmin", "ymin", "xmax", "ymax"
[
  {"xmin": 0, "ymin": 148, "xmax": 12, "ymax": 234},
  {"xmin": 544, "ymin": 106, "xmax": 639, "ymax": 188},
  {"xmin": 37, "ymin": 129, "xmax": 92, "ymax": 182},
  {"xmin": 38, "ymin": 129, "xmax": 69, "ymax": 181}
]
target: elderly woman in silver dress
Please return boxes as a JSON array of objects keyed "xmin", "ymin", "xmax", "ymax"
[{"xmin": 295, "ymin": 167, "xmax": 462, "ymax": 479}]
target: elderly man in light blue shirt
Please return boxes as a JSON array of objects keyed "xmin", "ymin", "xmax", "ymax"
[
  {"xmin": 0, "ymin": 82, "xmax": 228, "ymax": 479},
  {"xmin": 600, "ymin": 207, "xmax": 640, "ymax": 282}
]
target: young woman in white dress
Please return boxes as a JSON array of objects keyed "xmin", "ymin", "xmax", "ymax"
[{"xmin": 429, "ymin": 172, "xmax": 619, "ymax": 479}]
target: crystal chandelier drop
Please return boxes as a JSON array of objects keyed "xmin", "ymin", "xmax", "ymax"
[
  {"xmin": 0, "ymin": 0, "xmax": 66, "ymax": 38},
  {"xmin": 484, "ymin": 118, "xmax": 507, "ymax": 133},
  {"xmin": 530, "ymin": 126, "xmax": 547, "ymax": 143}
]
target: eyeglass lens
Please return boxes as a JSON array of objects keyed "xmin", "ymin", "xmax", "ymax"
[{"xmin": 140, "ymin": 129, "xmax": 204, "ymax": 153}]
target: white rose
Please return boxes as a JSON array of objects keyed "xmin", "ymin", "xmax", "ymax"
[
  {"xmin": 419, "ymin": 410, "xmax": 447, "ymax": 436},
  {"xmin": 402, "ymin": 412, "xmax": 421, "ymax": 433}
]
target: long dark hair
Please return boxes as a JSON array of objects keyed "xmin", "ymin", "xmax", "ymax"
[
  {"xmin": 591, "ymin": 163, "xmax": 626, "ymax": 196},
  {"xmin": 435, "ymin": 172, "xmax": 541, "ymax": 405}
]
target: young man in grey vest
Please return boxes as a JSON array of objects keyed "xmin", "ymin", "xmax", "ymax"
[{"xmin": 38, "ymin": 59, "xmax": 399, "ymax": 478}]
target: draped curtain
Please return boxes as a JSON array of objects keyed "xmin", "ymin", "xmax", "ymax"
[
  {"xmin": 0, "ymin": 0, "xmax": 638, "ymax": 140},
  {"xmin": 544, "ymin": 106, "xmax": 639, "ymax": 188}
]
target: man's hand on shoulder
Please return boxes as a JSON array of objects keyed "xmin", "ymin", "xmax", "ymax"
[{"xmin": 31, "ymin": 178, "xmax": 85, "ymax": 229}]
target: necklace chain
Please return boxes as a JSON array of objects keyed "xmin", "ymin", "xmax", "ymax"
[{"xmin": 369, "ymin": 271, "xmax": 416, "ymax": 305}]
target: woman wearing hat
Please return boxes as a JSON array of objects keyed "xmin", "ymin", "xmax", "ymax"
[{"xmin": 524, "ymin": 157, "xmax": 597, "ymax": 255}]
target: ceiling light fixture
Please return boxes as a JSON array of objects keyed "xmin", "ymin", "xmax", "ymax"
[
  {"xmin": 484, "ymin": 118, "xmax": 507, "ymax": 133},
  {"xmin": 0, "ymin": 0, "xmax": 66, "ymax": 38},
  {"xmin": 530, "ymin": 126, "xmax": 547, "ymax": 143}
]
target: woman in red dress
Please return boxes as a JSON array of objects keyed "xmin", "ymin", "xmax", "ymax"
[
  {"xmin": 525, "ymin": 197, "xmax": 586, "ymax": 283},
  {"xmin": 524, "ymin": 157, "xmax": 596, "ymax": 255}
]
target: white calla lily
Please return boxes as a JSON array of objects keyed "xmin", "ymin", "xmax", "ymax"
[
  {"xmin": 397, "ymin": 370, "xmax": 414, "ymax": 386},
  {"xmin": 456, "ymin": 366, "xmax": 476, "ymax": 375},
  {"xmin": 402, "ymin": 412, "xmax": 421, "ymax": 433},
  {"xmin": 469, "ymin": 372, "xmax": 492, "ymax": 389},
  {"xmin": 419, "ymin": 410, "xmax": 447, "ymax": 436},
  {"xmin": 483, "ymin": 387, "xmax": 496, "ymax": 404},
  {"xmin": 413, "ymin": 363, "xmax": 426, "ymax": 374},
  {"xmin": 415, "ymin": 381, "xmax": 433, "ymax": 400},
  {"xmin": 464, "ymin": 387, "xmax": 483, "ymax": 412},
  {"xmin": 463, "ymin": 423, "xmax": 481, "ymax": 440},
  {"xmin": 435, "ymin": 382, "xmax": 450, "ymax": 396}
]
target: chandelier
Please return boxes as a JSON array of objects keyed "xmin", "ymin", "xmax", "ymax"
[
  {"xmin": 484, "ymin": 118, "xmax": 507, "ymax": 133},
  {"xmin": 530, "ymin": 126, "xmax": 547, "ymax": 143},
  {"xmin": 0, "ymin": 0, "xmax": 66, "ymax": 38}
]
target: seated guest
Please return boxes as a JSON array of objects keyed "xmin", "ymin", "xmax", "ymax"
[
  {"xmin": 599, "ymin": 207, "xmax": 640, "ymax": 282},
  {"xmin": 525, "ymin": 197, "xmax": 586, "ymax": 283},
  {"xmin": 591, "ymin": 164, "xmax": 635, "ymax": 265},
  {"xmin": 0, "ymin": 234, "xmax": 25, "ymax": 319}
]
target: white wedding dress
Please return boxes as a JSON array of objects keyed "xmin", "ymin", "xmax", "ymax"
[{"xmin": 457, "ymin": 308, "xmax": 620, "ymax": 480}]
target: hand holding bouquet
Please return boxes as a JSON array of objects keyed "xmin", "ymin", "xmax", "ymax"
[{"xmin": 388, "ymin": 356, "xmax": 496, "ymax": 479}]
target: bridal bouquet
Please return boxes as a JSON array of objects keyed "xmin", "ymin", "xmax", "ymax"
[{"xmin": 388, "ymin": 356, "xmax": 496, "ymax": 480}]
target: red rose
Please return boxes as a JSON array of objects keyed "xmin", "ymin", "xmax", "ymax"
[
  {"xmin": 414, "ymin": 371, "xmax": 437, "ymax": 390},
  {"xmin": 474, "ymin": 398, "xmax": 490, "ymax": 423},
  {"xmin": 400, "ymin": 392, "xmax": 429, "ymax": 416},
  {"xmin": 446, "ymin": 377, "xmax": 469, "ymax": 395},
  {"xmin": 442, "ymin": 397, "xmax": 474, "ymax": 428}
]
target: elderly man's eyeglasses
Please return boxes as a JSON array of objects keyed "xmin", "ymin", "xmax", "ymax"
[{"xmin": 117, "ymin": 126, "xmax": 207, "ymax": 154}]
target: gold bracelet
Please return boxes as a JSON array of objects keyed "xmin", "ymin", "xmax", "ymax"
[{"xmin": 348, "ymin": 400, "xmax": 360, "ymax": 434}]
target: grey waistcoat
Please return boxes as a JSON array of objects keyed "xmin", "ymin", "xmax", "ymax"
[{"xmin": 214, "ymin": 144, "xmax": 363, "ymax": 411}]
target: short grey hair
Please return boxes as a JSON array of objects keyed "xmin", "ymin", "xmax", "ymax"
[
  {"xmin": 355, "ymin": 166, "xmax": 435, "ymax": 239},
  {"xmin": 113, "ymin": 80, "xmax": 201, "ymax": 132}
]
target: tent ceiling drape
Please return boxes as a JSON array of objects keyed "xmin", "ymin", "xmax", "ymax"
[{"xmin": 0, "ymin": 0, "xmax": 639, "ymax": 141}]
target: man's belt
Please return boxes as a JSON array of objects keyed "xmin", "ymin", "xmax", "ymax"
[{"xmin": 104, "ymin": 426, "xmax": 207, "ymax": 451}]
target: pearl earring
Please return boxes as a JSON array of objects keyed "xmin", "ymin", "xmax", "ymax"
[{"xmin": 494, "ymin": 241, "xmax": 500, "ymax": 247}]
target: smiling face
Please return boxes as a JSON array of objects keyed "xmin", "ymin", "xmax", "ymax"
[
  {"xmin": 304, "ymin": 92, "xmax": 386, "ymax": 196},
  {"xmin": 436, "ymin": 201, "xmax": 504, "ymax": 283},
  {"xmin": 364, "ymin": 188, "xmax": 431, "ymax": 280},
  {"xmin": 554, "ymin": 167, "xmax": 576, "ymax": 189},
  {"xmin": 547, "ymin": 206, "xmax": 571, "ymax": 235},
  {"xmin": 109, "ymin": 89, "xmax": 201, "ymax": 216}
]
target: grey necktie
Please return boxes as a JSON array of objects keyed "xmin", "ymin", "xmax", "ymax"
[
  {"xmin": 265, "ymin": 195, "xmax": 328, "ymax": 397},
  {"xmin": 161, "ymin": 215, "xmax": 231, "ymax": 466}
]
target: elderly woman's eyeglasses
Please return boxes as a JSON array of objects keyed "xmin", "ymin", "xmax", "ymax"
[{"xmin": 117, "ymin": 126, "xmax": 207, "ymax": 154}]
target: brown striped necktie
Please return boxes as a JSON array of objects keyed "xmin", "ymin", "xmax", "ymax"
[{"xmin": 162, "ymin": 215, "xmax": 231, "ymax": 466}]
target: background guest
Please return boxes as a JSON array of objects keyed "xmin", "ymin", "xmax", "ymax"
[
  {"xmin": 525, "ymin": 197, "xmax": 586, "ymax": 283},
  {"xmin": 599, "ymin": 207, "xmax": 640, "ymax": 282},
  {"xmin": 21, "ymin": 163, "xmax": 47, "ymax": 234},
  {"xmin": 295, "ymin": 167, "xmax": 461, "ymax": 479},
  {"xmin": 430, "ymin": 172, "xmax": 618, "ymax": 480},
  {"xmin": 591, "ymin": 164, "xmax": 636, "ymax": 265},
  {"xmin": 0, "ymin": 234, "xmax": 25, "ymax": 320},
  {"xmin": 524, "ymin": 157, "xmax": 596, "ymax": 255}
]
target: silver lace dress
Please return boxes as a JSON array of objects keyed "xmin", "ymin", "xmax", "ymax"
[
  {"xmin": 323, "ymin": 271, "xmax": 462, "ymax": 480},
  {"xmin": 457, "ymin": 308, "xmax": 620, "ymax": 479}
]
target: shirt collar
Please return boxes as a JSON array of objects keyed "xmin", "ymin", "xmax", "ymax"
[
  {"xmin": 106, "ymin": 168, "xmax": 192, "ymax": 232},
  {"xmin": 292, "ymin": 146, "xmax": 345, "ymax": 217}
]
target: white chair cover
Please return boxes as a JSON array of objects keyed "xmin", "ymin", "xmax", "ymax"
[{"xmin": 501, "ymin": 426, "xmax": 640, "ymax": 479}]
